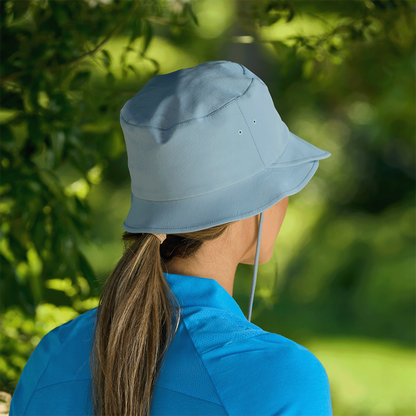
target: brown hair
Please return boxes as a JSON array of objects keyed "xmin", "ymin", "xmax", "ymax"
[{"xmin": 89, "ymin": 222, "xmax": 233, "ymax": 416}]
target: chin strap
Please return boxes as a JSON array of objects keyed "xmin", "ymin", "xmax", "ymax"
[{"xmin": 247, "ymin": 211, "xmax": 264, "ymax": 322}]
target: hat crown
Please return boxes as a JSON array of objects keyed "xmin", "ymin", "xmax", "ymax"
[
  {"xmin": 120, "ymin": 60, "xmax": 289, "ymax": 202},
  {"xmin": 120, "ymin": 61, "xmax": 265, "ymax": 131}
]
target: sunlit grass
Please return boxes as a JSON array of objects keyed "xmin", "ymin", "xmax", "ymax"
[{"xmin": 305, "ymin": 337, "xmax": 416, "ymax": 415}]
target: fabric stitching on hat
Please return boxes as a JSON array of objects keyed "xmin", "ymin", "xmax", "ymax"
[
  {"xmin": 268, "ymin": 129, "xmax": 321, "ymax": 167},
  {"xmin": 237, "ymin": 63, "xmax": 266, "ymax": 86},
  {"xmin": 236, "ymin": 99, "xmax": 265, "ymax": 167},
  {"xmin": 120, "ymin": 79, "xmax": 254, "ymax": 131},
  {"xmin": 269, "ymin": 152, "xmax": 329, "ymax": 167},
  {"xmin": 124, "ymin": 162, "xmax": 316, "ymax": 230},
  {"xmin": 238, "ymin": 63, "xmax": 246, "ymax": 75},
  {"xmin": 131, "ymin": 162, "xmax": 266, "ymax": 202},
  {"xmin": 128, "ymin": 148, "xmax": 316, "ymax": 203},
  {"xmin": 271, "ymin": 125, "xmax": 291, "ymax": 165}
]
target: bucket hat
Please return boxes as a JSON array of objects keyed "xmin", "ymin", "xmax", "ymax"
[{"xmin": 120, "ymin": 60, "xmax": 331, "ymax": 321}]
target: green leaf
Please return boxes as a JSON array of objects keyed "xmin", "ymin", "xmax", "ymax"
[
  {"xmin": 69, "ymin": 71, "xmax": 90, "ymax": 90},
  {"xmin": 127, "ymin": 65, "xmax": 138, "ymax": 76},
  {"xmin": 286, "ymin": 7, "xmax": 295, "ymax": 22},
  {"xmin": 142, "ymin": 19, "xmax": 153, "ymax": 55},
  {"xmin": 100, "ymin": 49, "xmax": 111, "ymax": 69},
  {"xmin": 145, "ymin": 57, "xmax": 160, "ymax": 77},
  {"xmin": 128, "ymin": 18, "xmax": 142, "ymax": 46},
  {"xmin": 184, "ymin": 3, "xmax": 199, "ymax": 26}
]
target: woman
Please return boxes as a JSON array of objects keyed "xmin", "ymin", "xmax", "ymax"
[{"xmin": 9, "ymin": 60, "xmax": 332, "ymax": 416}]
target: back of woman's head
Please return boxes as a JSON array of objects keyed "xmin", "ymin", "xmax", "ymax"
[{"xmin": 89, "ymin": 224, "xmax": 232, "ymax": 416}]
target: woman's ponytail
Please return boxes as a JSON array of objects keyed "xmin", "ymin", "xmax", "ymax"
[
  {"xmin": 89, "ymin": 223, "xmax": 231, "ymax": 415},
  {"xmin": 89, "ymin": 232, "xmax": 180, "ymax": 416}
]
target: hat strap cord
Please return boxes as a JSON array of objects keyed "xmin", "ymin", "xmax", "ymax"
[{"xmin": 247, "ymin": 211, "xmax": 264, "ymax": 322}]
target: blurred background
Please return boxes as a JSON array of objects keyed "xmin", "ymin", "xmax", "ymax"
[{"xmin": 0, "ymin": 0, "xmax": 415, "ymax": 414}]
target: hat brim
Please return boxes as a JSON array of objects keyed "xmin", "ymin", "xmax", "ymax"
[
  {"xmin": 271, "ymin": 130, "xmax": 331, "ymax": 167},
  {"xmin": 123, "ymin": 131, "xmax": 330, "ymax": 234}
]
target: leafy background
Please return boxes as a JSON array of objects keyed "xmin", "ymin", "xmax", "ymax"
[{"xmin": 0, "ymin": 0, "xmax": 415, "ymax": 415}]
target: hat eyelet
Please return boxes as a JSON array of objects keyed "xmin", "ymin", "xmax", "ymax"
[
  {"xmin": 238, "ymin": 130, "xmax": 242, "ymax": 135},
  {"xmin": 253, "ymin": 119, "xmax": 256, "ymax": 124}
]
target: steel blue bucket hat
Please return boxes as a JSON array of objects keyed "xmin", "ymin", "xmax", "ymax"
[{"xmin": 120, "ymin": 60, "xmax": 331, "ymax": 321}]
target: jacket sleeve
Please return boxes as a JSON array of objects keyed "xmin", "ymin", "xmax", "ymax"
[{"xmin": 202, "ymin": 331, "xmax": 333, "ymax": 416}]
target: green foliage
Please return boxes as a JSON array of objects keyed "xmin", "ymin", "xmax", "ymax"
[
  {"xmin": 0, "ymin": 0, "xmax": 200, "ymax": 317},
  {"xmin": 0, "ymin": 0, "xmax": 195, "ymax": 394},
  {"xmin": 0, "ymin": 281, "xmax": 99, "ymax": 394},
  {"xmin": 1, "ymin": 0, "xmax": 204, "ymax": 398}
]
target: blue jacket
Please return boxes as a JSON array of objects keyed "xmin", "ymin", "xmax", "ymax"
[{"xmin": 9, "ymin": 272, "xmax": 332, "ymax": 415}]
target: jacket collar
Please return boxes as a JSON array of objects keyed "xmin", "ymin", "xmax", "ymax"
[{"xmin": 163, "ymin": 272, "xmax": 247, "ymax": 320}]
